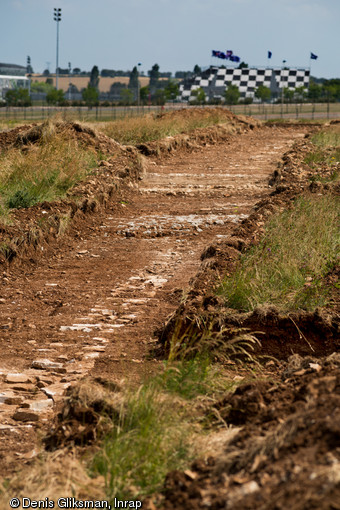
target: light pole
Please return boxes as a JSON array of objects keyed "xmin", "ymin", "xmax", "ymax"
[
  {"xmin": 26, "ymin": 55, "xmax": 31, "ymax": 97},
  {"xmin": 137, "ymin": 62, "xmax": 142, "ymax": 110},
  {"xmin": 281, "ymin": 60, "xmax": 287, "ymax": 114},
  {"xmin": 68, "ymin": 61, "xmax": 71, "ymax": 101},
  {"xmin": 54, "ymin": 8, "xmax": 62, "ymax": 90}
]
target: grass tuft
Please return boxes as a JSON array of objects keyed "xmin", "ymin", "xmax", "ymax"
[
  {"xmin": 0, "ymin": 126, "xmax": 98, "ymax": 216},
  {"xmin": 304, "ymin": 127, "xmax": 340, "ymax": 181},
  {"xmin": 91, "ymin": 382, "xmax": 191, "ymax": 502},
  {"xmin": 219, "ymin": 195, "xmax": 339, "ymax": 312}
]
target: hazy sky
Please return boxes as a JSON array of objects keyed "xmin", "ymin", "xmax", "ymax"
[{"xmin": 2, "ymin": 0, "xmax": 339, "ymax": 78}]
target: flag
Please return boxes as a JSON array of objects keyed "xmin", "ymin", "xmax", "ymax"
[
  {"xmin": 310, "ymin": 52, "xmax": 318, "ymax": 60},
  {"xmin": 226, "ymin": 50, "xmax": 233, "ymax": 59},
  {"xmin": 230, "ymin": 55, "xmax": 240, "ymax": 63},
  {"xmin": 212, "ymin": 50, "xmax": 226, "ymax": 59},
  {"xmin": 268, "ymin": 51, "xmax": 272, "ymax": 59}
]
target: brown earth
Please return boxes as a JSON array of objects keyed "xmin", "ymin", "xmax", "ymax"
[
  {"xmin": 2, "ymin": 111, "xmax": 337, "ymax": 509},
  {"xmin": 161, "ymin": 353, "xmax": 340, "ymax": 510}
]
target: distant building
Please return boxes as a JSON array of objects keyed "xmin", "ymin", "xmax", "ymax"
[
  {"xmin": 179, "ymin": 66, "xmax": 310, "ymax": 102},
  {"xmin": 0, "ymin": 62, "xmax": 27, "ymax": 76},
  {"xmin": 0, "ymin": 62, "xmax": 29, "ymax": 99}
]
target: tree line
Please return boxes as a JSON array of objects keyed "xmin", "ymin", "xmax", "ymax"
[{"xmin": 3, "ymin": 64, "xmax": 340, "ymax": 107}]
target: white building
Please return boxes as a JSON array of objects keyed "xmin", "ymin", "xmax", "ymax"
[{"xmin": 0, "ymin": 63, "xmax": 29, "ymax": 99}]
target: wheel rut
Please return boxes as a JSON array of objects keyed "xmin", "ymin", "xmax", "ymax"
[{"xmin": 0, "ymin": 125, "xmax": 309, "ymax": 475}]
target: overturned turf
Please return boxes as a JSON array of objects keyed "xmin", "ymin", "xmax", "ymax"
[{"xmin": 161, "ymin": 353, "xmax": 340, "ymax": 510}]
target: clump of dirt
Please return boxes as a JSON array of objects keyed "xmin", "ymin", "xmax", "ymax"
[
  {"xmin": 0, "ymin": 124, "xmax": 38, "ymax": 151},
  {"xmin": 137, "ymin": 107, "xmax": 260, "ymax": 156},
  {"xmin": 14, "ymin": 119, "xmax": 123, "ymax": 155},
  {"xmin": 161, "ymin": 353, "xmax": 340, "ymax": 510},
  {"xmin": 44, "ymin": 377, "xmax": 123, "ymax": 450}
]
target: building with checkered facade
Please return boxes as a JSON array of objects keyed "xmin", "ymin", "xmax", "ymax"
[{"xmin": 179, "ymin": 66, "xmax": 310, "ymax": 102}]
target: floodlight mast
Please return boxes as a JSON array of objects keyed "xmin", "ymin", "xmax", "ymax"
[{"xmin": 54, "ymin": 8, "xmax": 62, "ymax": 90}]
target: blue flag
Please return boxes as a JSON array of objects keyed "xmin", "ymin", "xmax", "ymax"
[
  {"xmin": 310, "ymin": 52, "xmax": 318, "ymax": 60},
  {"xmin": 268, "ymin": 51, "xmax": 272, "ymax": 59}
]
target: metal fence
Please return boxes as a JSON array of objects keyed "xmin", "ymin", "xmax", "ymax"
[{"xmin": 0, "ymin": 103, "xmax": 340, "ymax": 125}]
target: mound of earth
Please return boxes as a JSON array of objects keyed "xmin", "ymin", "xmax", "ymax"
[
  {"xmin": 0, "ymin": 123, "xmax": 37, "ymax": 151},
  {"xmin": 155, "ymin": 107, "xmax": 259, "ymax": 129},
  {"xmin": 136, "ymin": 107, "xmax": 261, "ymax": 157},
  {"xmin": 161, "ymin": 353, "xmax": 340, "ymax": 510},
  {"xmin": 13, "ymin": 119, "xmax": 123, "ymax": 155}
]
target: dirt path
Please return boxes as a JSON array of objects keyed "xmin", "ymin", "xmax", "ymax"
[{"xmin": 0, "ymin": 125, "xmax": 309, "ymax": 475}]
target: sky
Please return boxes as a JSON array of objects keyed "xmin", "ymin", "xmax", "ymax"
[{"xmin": 1, "ymin": 0, "xmax": 340, "ymax": 79}]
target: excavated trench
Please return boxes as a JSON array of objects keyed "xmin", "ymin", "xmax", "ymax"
[{"xmin": 0, "ymin": 124, "xmax": 310, "ymax": 475}]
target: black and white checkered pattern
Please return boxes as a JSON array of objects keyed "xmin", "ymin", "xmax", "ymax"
[{"xmin": 179, "ymin": 66, "xmax": 310, "ymax": 101}]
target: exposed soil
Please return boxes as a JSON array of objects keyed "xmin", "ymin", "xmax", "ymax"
[
  {"xmin": 2, "ymin": 111, "xmax": 338, "ymax": 510},
  {"xmin": 161, "ymin": 353, "xmax": 340, "ymax": 510},
  {"xmin": 157, "ymin": 128, "xmax": 340, "ymax": 359},
  {"xmin": 0, "ymin": 114, "xmax": 311, "ymax": 478}
]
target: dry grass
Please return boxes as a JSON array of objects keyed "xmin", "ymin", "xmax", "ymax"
[
  {"xmin": 0, "ymin": 119, "xmax": 99, "ymax": 216},
  {"xmin": 96, "ymin": 109, "xmax": 234, "ymax": 145},
  {"xmin": 0, "ymin": 451, "xmax": 106, "ymax": 505}
]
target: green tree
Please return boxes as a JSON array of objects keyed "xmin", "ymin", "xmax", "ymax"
[
  {"xmin": 120, "ymin": 88, "xmax": 134, "ymax": 105},
  {"xmin": 308, "ymin": 82, "xmax": 322, "ymax": 102},
  {"xmin": 140, "ymin": 86, "xmax": 150, "ymax": 105},
  {"xmin": 294, "ymin": 86, "xmax": 306, "ymax": 103},
  {"xmin": 5, "ymin": 90, "xmax": 18, "ymax": 106},
  {"xmin": 191, "ymin": 87, "xmax": 206, "ymax": 105},
  {"xmin": 5, "ymin": 88, "xmax": 31, "ymax": 106},
  {"xmin": 46, "ymin": 88, "xmax": 65, "ymax": 105},
  {"xmin": 283, "ymin": 88, "xmax": 294, "ymax": 103},
  {"xmin": 149, "ymin": 64, "xmax": 160, "ymax": 95},
  {"xmin": 323, "ymin": 83, "xmax": 338, "ymax": 102},
  {"xmin": 129, "ymin": 66, "xmax": 139, "ymax": 100},
  {"xmin": 164, "ymin": 80, "xmax": 179, "ymax": 102},
  {"xmin": 153, "ymin": 89, "xmax": 166, "ymax": 105},
  {"xmin": 31, "ymin": 81, "xmax": 54, "ymax": 94},
  {"xmin": 193, "ymin": 65, "xmax": 201, "ymax": 74},
  {"xmin": 238, "ymin": 61, "xmax": 248, "ymax": 69},
  {"xmin": 82, "ymin": 85, "xmax": 99, "ymax": 107},
  {"xmin": 255, "ymin": 85, "xmax": 271, "ymax": 103},
  {"xmin": 224, "ymin": 84, "xmax": 240, "ymax": 105},
  {"xmin": 89, "ymin": 65, "xmax": 100, "ymax": 89}
]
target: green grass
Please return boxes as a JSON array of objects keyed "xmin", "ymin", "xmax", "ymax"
[
  {"xmin": 90, "ymin": 354, "xmax": 234, "ymax": 502},
  {"xmin": 155, "ymin": 356, "xmax": 219, "ymax": 400},
  {"xmin": 304, "ymin": 128, "xmax": 340, "ymax": 181},
  {"xmin": 0, "ymin": 125, "xmax": 98, "ymax": 216},
  {"xmin": 219, "ymin": 195, "xmax": 339, "ymax": 312}
]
